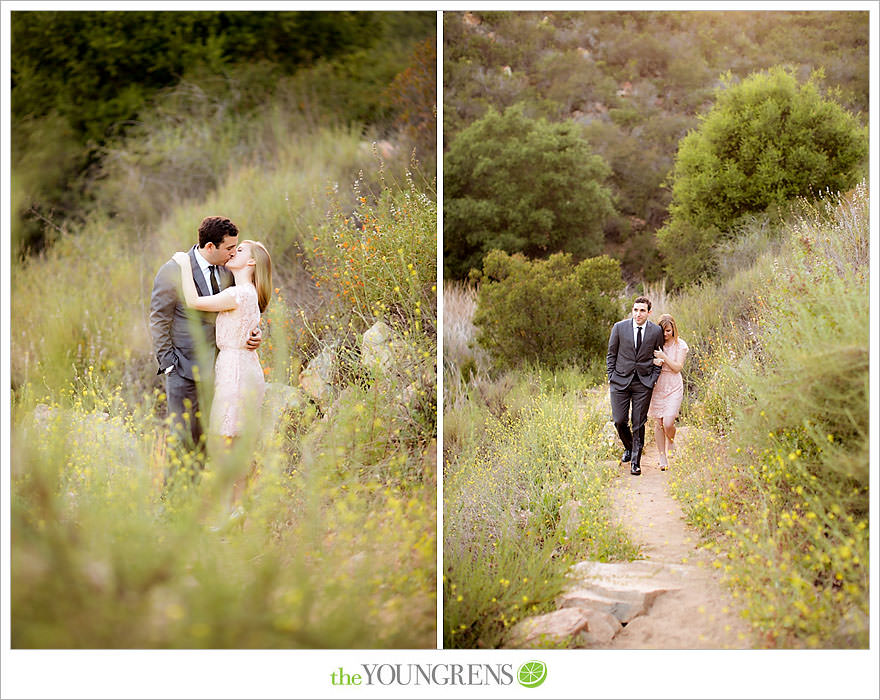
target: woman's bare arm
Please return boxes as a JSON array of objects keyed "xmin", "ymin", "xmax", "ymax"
[
  {"xmin": 654, "ymin": 345, "xmax": 687, "ymax": 373},
  {"xmin": 172, "ymin": 252, "xmax": 237, "ymax": 312}
]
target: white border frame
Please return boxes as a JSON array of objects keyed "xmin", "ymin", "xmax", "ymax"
[{"xmin": 2, "ymin": 2, "xmax": 878, "ymax": 699}]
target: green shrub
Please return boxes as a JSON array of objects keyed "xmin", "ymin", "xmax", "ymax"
[
  {"xmin": 444, "ymin": 104, "xmax": 615, "ymax": 279},
  {"xmin": 658, "ymin": 67, "xmax": 868, "ymax": 286},
  {"xmin": 303, "ymin": 171, "xmax": 438, "ymax": 460},
  {"xmin": 472, "ymin": 250, "xmax": 624, "ymax": 370}
]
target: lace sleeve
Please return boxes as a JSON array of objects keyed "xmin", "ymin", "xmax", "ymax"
[{"xmin": 677, "ymin": 338, "xmax": 689, "ymax": 363}]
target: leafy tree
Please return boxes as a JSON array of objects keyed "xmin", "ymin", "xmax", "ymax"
[
  {"xmin": 11, "ymin": 11, "xmax": 432, "ymax": 141},
  {"xmin": 473, "ymin": 250, "xmax": 624, "ymax": 369},
  {"xmin": 658, "ymin": 67, "xmax": 868, "ymax": 286},
  {"xmin": 444, "ymin": 105, "xmax": 615, "ymax": 279}
]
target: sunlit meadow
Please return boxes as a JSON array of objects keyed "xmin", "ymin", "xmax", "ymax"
[{"xmin": 11, "ymin": 79, "xmax": 437, "ymax": 646}]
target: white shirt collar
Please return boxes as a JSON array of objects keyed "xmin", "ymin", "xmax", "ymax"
[
  {"xmin": 193, "ymin": 246, "xmax": 213, "ymax": 274},
  {"xmin": 633, "ymin": 318, "xmax": 647, "ymax": 330}
]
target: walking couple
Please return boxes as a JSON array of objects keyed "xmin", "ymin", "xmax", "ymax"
[
  {"xmin": 606, "ymin": 296, "xmax": 689, "ymax": 475},
  {"xmin": 149, "ymin": 215, "xmax": 273, "ymax": 513}
]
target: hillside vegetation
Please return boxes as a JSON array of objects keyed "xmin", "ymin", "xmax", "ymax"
[
  {"xmin": 11, "ymin": 15, "xmax": 437, "ymax": 648},
  {"xmin": 665, "ymin": 184, "xmax": 868, "ymax": 647},
  {"xmin": 444, "ymin": 10, "xmax": 868, "ymax": 281}
]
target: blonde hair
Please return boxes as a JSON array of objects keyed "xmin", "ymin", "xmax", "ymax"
[
  {"xmin": 243, "ymin": 240, "xmax": 272, "ymax": 313},
  {"xmin": 658, "ymin": 313, "xmax": 678, "ymax": 342}
]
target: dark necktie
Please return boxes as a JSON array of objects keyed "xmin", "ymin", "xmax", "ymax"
[
  {"xmin": 208, "ymin": 265, "xmax": 220, "ymax": 294},
  {"xmin": 636, "ymin": 325, "xmax": 643, "ymax": 352}
]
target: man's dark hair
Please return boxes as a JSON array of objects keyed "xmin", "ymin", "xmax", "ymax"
[
  {"xmin": 634, "ymin": 295, "xmax": 652, "ymax": 311},
  {"xmin": 198, "ymin": 216, "xmax": 239, "ymax": 248}
]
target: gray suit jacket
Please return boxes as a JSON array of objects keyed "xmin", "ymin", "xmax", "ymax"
[
  {"xmin": 606, "ymin": 319, "xmax": 664, "ymax": 390},
  {"xmin": 149, "ymin": 245, "xmax": 233, "ymax": 383}
]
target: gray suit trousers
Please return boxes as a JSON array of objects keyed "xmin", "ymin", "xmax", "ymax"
[
  {"xmin": 610, "ymin": 378, "xmax": 652, "ymax": 454},
  {"xmin": 165, "ymin": 369, "xmax": 202, "ymax": 450}
]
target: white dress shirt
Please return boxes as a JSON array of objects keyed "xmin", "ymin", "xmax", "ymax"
[
  {"xmin": 193, "ymin": 246, "xmax": 217, "ymax": 293},
  {"xmin": 632, "ymin": 319, "xmax": 647, "ymax": 348}
]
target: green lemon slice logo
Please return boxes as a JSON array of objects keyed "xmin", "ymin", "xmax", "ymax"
[{"xmin": 517, "ymin": 660, "xmax": 547, "ymax": 688}]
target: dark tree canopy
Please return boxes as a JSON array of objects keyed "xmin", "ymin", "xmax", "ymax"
[
  {"xmin": 444, "ymin": 105, "xmax": 615, "ymax": 279},
  {"xmin": 11, "ymin": 11, "xmax": 434, "ymax": 142},
  {"xmin": 10, "ymin": 10, "xmax": 435, "ymax": 257}
]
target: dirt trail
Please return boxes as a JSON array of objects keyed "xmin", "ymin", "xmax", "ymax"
[{"xmin": 598, "ymin": 426, "xmax": 755, "ymax": 649}]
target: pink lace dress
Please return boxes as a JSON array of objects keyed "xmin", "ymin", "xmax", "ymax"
[
  {"xmin": 647, "ymin": 338, "xmax": 689, "ymax": 420},
  {"xmin": 210, "ymin": 284, "xmax": 265, "ymax": 437}
]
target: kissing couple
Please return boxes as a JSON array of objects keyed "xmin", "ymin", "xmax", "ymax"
[{"xmin": 149, "ymin": 215, "xmax": 274, "ymax": 514}]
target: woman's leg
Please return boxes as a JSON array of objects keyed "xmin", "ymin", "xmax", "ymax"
[
  {"xmin": 654, "ymin": 418, "xmax": 668, "ymax": 468},
  {"xmin": 664, "ymin": 415, "xmax": 677, "ymax": 455},
  {"xmin": 204, "ymin": 434, "xmax": 247, "ymax": 532},
  {"xmin": 222, "ymin": 437, "xmax": 254, "ymax": 512},
  {"xmin": 209, "ymin": 433, "xmax": 244, "ymax": 512}
]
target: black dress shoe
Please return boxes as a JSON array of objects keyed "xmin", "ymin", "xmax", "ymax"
[
  {"xmin": 630, "ymin": 464, "xmax": 641, "ymax": 476},
  {"xmin": 621, "ymin": 449, "xmax": 632, "ymax": 463}
]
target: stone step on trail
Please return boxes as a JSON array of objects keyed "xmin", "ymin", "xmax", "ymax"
[
  {"xmin": 557, "ymin": 587, "xmax": 647, "ymax": 624},
  {"xmin": 571, "ymin": 559, "xmax": 692, "ymax": 581},
  {"xmin": 506, "ymin": 607, "xmax": 622, "ymax": 648},
  {"xmin": 560, "ymin": 559, "xmax": 688, "ymax": 626},
  {"xmin": 508, "ymin": 558, "xmax": 695, "ymax": 647}
]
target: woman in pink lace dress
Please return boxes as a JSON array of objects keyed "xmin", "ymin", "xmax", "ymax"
[
  {"xmin": 647, "ymin": 314, "xmax": 688, "ymax": 471},
  {"xmin": 172, "ymin": 240, "xmax": 272, "ymax": 509}
]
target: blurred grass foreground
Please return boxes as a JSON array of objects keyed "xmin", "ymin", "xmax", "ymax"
[{"xmin": 10, "ymin": 14, "xmax": 437, "ymax": 649}]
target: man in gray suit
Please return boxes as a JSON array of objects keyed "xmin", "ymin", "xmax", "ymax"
[
  {"xmin": 149, "ymin": 216, "xmax": 261, "ymax": 476},
  {"xmin": 606, "ymin": 296, "xmax": 664, "ymax": 476}
]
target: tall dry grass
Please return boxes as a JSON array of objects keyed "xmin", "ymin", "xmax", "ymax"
[{"xmin": 442, "ymin": 280, "xmax": 491, "ymax": 406}]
